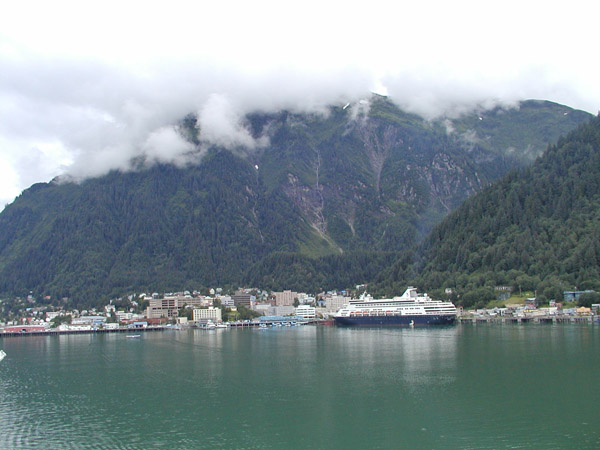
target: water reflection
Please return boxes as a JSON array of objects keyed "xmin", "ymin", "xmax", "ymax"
[
  {"xmin": 1, "ymin": 325, "xmax": 598, "ymax": 450},
  {"xmin": 331, "ymin": 327, "xmax": 459, "ymax": 383}
]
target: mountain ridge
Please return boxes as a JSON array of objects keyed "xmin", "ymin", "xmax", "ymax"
[
  {"xmin": 404, "ymin": 113, "xmax": 600, "ymax": 306},
  {"xmin": 0, "ymin": 97, "xmax": 592, "ymax": 306}
]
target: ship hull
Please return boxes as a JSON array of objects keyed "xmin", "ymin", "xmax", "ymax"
[{"xmin": 334, "ymin": 314, "xmax": 456, "ymax": 327}]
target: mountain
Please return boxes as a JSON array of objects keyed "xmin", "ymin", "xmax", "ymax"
[
  {"xmin": 0, "ymin": 96, "xmax": 591, "ymax": 306},
  {"xmin": 409, "ymin": 114, "xmax": 600, "ymax": 307}
]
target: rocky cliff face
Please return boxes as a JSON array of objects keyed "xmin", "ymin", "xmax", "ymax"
[{"xmin": 260, "ymin": 97, "xmax": 578, "ymax": 254}]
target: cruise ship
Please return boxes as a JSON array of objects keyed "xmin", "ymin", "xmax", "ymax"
[{"xmin": 334, "ymin": 287, "xmax": 457, "ymax": 326}]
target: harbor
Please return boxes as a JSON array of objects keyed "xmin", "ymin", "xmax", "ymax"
[
  {"xmin": 458, "ymin": 315, "xmax": 595, "ymax": 324},
  {"xmin": 0, "ymin": 318, "xmax": 326, "ymax": 338},
  {"xmin": 1, "ymin": 324, "xmax": 598, "ymax": 449},
  {"xmin": 0, "ymin": 325, "xmax": 167, "ymax": 338}
]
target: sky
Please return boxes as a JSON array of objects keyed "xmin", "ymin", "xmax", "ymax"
[{"xmin": 1, "ymin": 0, "xmax": 600, "ymax": 209}]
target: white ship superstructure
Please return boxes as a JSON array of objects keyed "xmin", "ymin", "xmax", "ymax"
[{"xmin": 334, "ymin": 287, "xmax": 456, "ymax": 326}]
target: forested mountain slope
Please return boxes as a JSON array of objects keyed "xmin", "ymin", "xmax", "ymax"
[
  {"xmin": 0, "ymin": 97, "xmax": 591, "ymax": 305},
  {"xmin": 411, "ymin": 114, "xmax": 600, "ymax": 306}
]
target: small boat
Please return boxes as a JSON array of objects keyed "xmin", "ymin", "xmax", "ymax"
[
  {"xmin": 126, "ymin": 335, "xmax": 141, "ymax": 338},
  {"xmin": 0, "ymin": 349, "xmax": 7, "ymax": 361}
]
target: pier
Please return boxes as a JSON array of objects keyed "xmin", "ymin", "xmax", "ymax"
[
  {"xmin": 0, "ymin": 326, "xmax": 166, "ymax": 338},
  {"xmin": 459, "ymin": 315, "xmax": 594, "ymax": 324}
]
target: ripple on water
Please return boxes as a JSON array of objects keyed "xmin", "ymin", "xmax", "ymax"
[{"xmin": 1, "ymin": 327, "xmax": 599, "ymax": 450}]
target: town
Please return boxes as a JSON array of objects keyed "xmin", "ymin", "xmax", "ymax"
[
  {"xmin": 1, "ymin": 286, "xmax": 599, "ymax": 334},
  {"xmin": 0, "ymin": 288, "xmax": 351, "ymax": 334}
]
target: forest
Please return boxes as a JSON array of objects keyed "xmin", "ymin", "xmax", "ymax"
[
  {"xmin": 0, "ymin": 99, "xmax": 595, "ymax": 310},
  {"xmin": 405, "ymin": 114, "xmax": 600, "ymax": 307}
]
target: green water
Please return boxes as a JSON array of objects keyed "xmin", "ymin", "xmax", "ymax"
[{"xmin": 0, "ymin": 325, "xmax": 598, "ymax": 449}]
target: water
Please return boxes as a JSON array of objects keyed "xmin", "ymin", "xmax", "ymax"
[{"xmin": 0, "ymin": 324, "xmax": 598, "ymax": 449}]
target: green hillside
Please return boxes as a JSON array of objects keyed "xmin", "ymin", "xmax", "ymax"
[
  {"xmin": 0, "ymin": 97, "xmax": 591, "ymax": 307},
  {"xmin": 411, "ymin": 114, "xmax": 600, "ymax": 307}
]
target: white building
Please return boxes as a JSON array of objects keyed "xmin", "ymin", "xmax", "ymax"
[
  {"xmin": 116, "ymin": 311, "xmax": 133, "ymax": 322},
  {"xmin": 116, "ymin": 311, "xmax": 145, "ymax": 322},
  {"xmin": 253, "ymin": 304, "xmax": 271, "ymax": 315},
  {"xmin": 326, "ymin": 295, "xmax": 350, "ymax": 313},
  {"xmin": 193, "ymin": 307, "xmax": 222, "ymax": 323},
  {"xmin": 219, "ymin": 296, "xmax": 234, "ymax": 308},
  {"xmin": 71, "ymin": 316, "xmax": 106, "ymax": 326},
  {"xmin": 270, "ymin": 305, "xmax": 296, "ymax": 316},
  {"xmin": 295, "ymin": 305, "xmax": 316, "ymax": 320},
  {"xmin": 297, "ymin": 293, "xmax": 315, "ymax": 305}
]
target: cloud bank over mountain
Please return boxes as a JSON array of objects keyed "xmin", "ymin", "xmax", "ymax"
[{"xmin": 1, "ymin": 0, "xmax": 599, "ymax": 208}]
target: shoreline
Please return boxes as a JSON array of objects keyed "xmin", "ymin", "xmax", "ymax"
[
  {"xmin": 1, "ymin": 318, "xmax": 598, "ymax": 338},
  {"xmin": 0, "ymin": 326, "xmax": 166, "ymax": 338},
  {"xmin": 459, "ymin": 315, "xmax": 596, "ymax": 324}
]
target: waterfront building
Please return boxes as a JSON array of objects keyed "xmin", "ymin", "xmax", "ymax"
[
  {"xmin": 72, "ymin": 316, "xmax": 106, "ymax": 326},
  {"xmin": 116, "ymin": 311, "xmax": 133, "ymax": 321},
  {"xmin": 146, "ymin": 297, "xmax": 180, "ymax": 319},
  {"xmin": 4, "ymin": 325, "xmax": 48, "ymax": 333},
  {"xmin": 116, "ymin": 311, "xmax": 145, "ymax": 322},
  {"xmin": 193, "ymin": 307, "xmax": 222, "ymax": 323},
  {"xmin": 525, "ymin": 297, "xmax": 538, "ymax": 308},
  {"xmin": 258, "ymin": 315, "xmax": 291, "ymax": 324},
  {"xmin": 576, "ymin": 306, "xmax": 592, "ymax": 315},
  {"xmin": 295, "ymin": 305, "xmax": 316, "ymax": 320}
]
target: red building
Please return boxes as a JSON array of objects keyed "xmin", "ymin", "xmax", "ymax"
[{"xmin": 4, "ymin": 325, "xmax": 48, "ymax": 333}]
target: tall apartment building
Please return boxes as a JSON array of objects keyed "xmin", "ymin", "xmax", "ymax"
[
  {"xmin": 176, "ymin": 296, "xmax": 210, "ymax": 308},
  {"xmin": 233, "ymin": 291, "xmax": 251, "ymax": 307},
  {"xmin": 273, "ymin": 290, "xmax": 297, "ymax": 306},
  {"xmin": 146, "ymin": 297, "xmax": 180, "ymax": 319},
  {"xmin": 146, "ymin": 296, "xmax": 213, "ymax": 319}
]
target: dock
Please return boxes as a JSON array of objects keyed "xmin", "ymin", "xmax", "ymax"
[
  {"xmin": 459, "ymin": 315, "xmax": 594, "ymax": 324},
  {"xmin": 0, "ymin": 326, "xmax": 166, "ymax": 338}
]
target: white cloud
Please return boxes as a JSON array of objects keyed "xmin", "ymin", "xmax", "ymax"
[
  {"xmin": 197, "ymin": 94, "xmax": 267, "ymax": 150},
  {"xmin": 142, "ymin": 126, "xmax": 196, "ymax": 166},
  {"xmin": 0, "ymin": 0, "xmax": 599, "ymax": 209}
]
